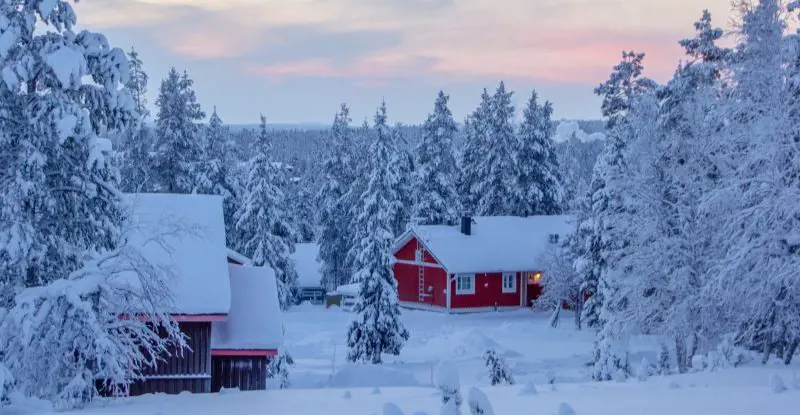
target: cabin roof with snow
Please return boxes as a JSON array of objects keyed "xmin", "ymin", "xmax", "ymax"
[
  {"xmin": 291, "ymin": 243, "xmax": 322, "ymax": 288},
  {"xmin": 124, "ymin": 193, "xmax": 231, "ymax": 316},
  {"xmin": 211, "ymin": 264, "xmax": 283, "ymax": 352},
  {"xmin": 394, "ymin": 215, "xmax": 575, "ymax": 274},
  {"xmin": 226, "ymin": 248, "xmax": 252, "ymax": 266}
]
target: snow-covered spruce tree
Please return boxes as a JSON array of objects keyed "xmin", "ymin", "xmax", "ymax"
[
  {"xmin": 458, "ymin": 89, "xmax": 492, "ymax": 214},
  {"xmin": 267, "ymin": 350, "xmax": 294, "ymax": 389},
  {"xmin": 345, "ymin": 102, "xmax": 410, "ymax": 364},
  {"xmin": 483, "ymin": 349, "xmax": 515, "ymax": 385},
  {"xmin": 390, "ymin": 122, "xmax": 414, "ymax": 236},
  {"xmin": 473, "ymin": 81, "xmax": 520, "ymax": 216},
  {"xmin": 197, "ymin": 106, "xmax": 238, "ymax": 240},
  {"xmin": 535, "ymin": 231, "xmax": 583, "ymax": 328},
  {"xmin": 516, "ymin": 90, "xmax": 563, "ymax": 216},
  {"xmin": 703, "ymin": 0, "xmax": 800, "ymax": 364},
  {"xmin": 436, "ymin": 361, "xmax": 462, "ymax": 407},
  {"xmin": 152, "ymin": 68, "xmax": 205, "ymax": 193},
  {"xmin": 590, "ymin": 51, "xmax": 656, "ymax": 381},
  {"xmin": 341, "ymin": 114, "xmax": 375, "ymax": 285},
  {"xmin": 318, "ymin": 104, "xmax": 356, "ymax": 289},
  {"xmin": 412, "ymin": 91, "xmax": 462, "ymax": 225},
  {"xmin": 288, "ymin": 175, "xmax": 317, "ymax": 243},
  {"xmin": 235, "ymin": 115, "xmax": 298, "ymax": 309},
  {"xmin": 0, "ymin": 1, "xmax": 183, "ymax": 406},
  {"xmin": 119, "ymin": 47, "xmax": 153, "ymax": 193}
]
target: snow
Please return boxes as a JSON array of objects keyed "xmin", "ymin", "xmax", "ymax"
[
  {"xmin": 56, "ymin": 114, "xmax": 78, "ymax": 143},
  {"xmin": 328, "ymin": 365, "xmax": 421, "ymax": 388},
  {"xmin": 44, "ymin": 46, "xmax": 87, "ymax": 89},
  {"xmin": 38, "ymin": 0, "xmax": 59, "ymax": 19},
  {"xmin": 554, "ymin": 121, "xmax": 605, "ymax": 143},
  {"xmin": 403, "ymin": 216, "xmax": 574, "ymax": 274},
  {"xmin": 292, "ymin": 243, "xmax": 322, "ymax": 288},
  {"xmin": 211, "ymin": 264, "xmax": 283, "ymax": 351},
  {"xmin": 226, "ymin": 248, "xmax": 252, "ymax": 265},
  {"xmin": 122, "ymin": 193, "xmax": 231, "ymax": 315},
  {"xmin": 334, "ymin": 283, "xmax": 359, "ymax": 296}
]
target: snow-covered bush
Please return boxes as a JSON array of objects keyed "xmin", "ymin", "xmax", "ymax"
[
  {"xmin": 439, "ymin": 399, "xmax": 461, "ymax": 415},
  {"xmin": 770, "ymin": 374, "xmax": 787, "ymax": 393},
  {"xmin": 483, "ymin": 349, "xmax": 514, "ymax": 386},
  {"xmin": 715, "ymin": 334, "xmax": 749, "ymax": 368},
  {"xmin": 518, "ymin": 381, "xmax": 537, "ymax": 396},
  {"xmin": 657, "ymin": 345, "xmax": 671, "ymax": 375},
  {"xmin": 436, "ymin": 361, "xmax": 462, "ymax": 407},
  {"xmin": 267, "ymin": 349, "xmax": 294, "ymax": 389},
  {"xmin": 467, "ymin": 387, "xmax": 495, "ymax": 415},
  {"xmin": 636, "ymin": 358, "xmax": 650, "ymax": 382},
  {"xmin": 0, "ymin": 245, "xmax": 184, "ymax": 409},
  {"xmin": 0, "ymin": 362, "xmax": 12, "ymax": 404},
  {"xmin": 558, "ymin": 402, "xmax": 576, "ymax": 415}
]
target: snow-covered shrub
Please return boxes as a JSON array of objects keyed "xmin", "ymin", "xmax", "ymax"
[
  {"xmin": 372, "ymin": 386, "xmax": 381, "ymax": 395},
  {"xmin": 715, "ymin": 334, "xmax": 749, "ymax": 368},
  {"xmin": 0, "ymin": 362, "xmax": 12, "ymax": 404},
  {"xmin": 544, "ymin": 368, "xmax": 557, "ymax": 385},
  {"xmin": 439, "ymin": 399, "xmax": 461, "ymax": 415},
  {"xmin": 518, "ymin": 381, "xmax": 537, "ymax": 396},
  {"xmin": 384, "ymin": 402, "xmax": 405, "ymax": 415},
  {"xmin": 690, "ymin": 355, "xmax": 706, "ymax": 372},
  {"xmin": 0, "ymin": 246, "xmax": 184, "ymax": 410},
  {"xmin": 657, "ymin": 345, "xmax": 671, "ymax": 375},
  {"xmin": 436, "ymin": 361, "xmax": 462, "ymax": 407},
  {"xmin": 467, "ymin": 387, "xmax": 494, "ymax": 415},
  {"xmin": 342, "ymin": 390, "xmax": 352, "ymax": 399},
  {"xmin": 267, "ymin": 349, "xmax": 294, "ymax": 389},
  {"xmin": 770, "ymin": 374, "xmax": 787, "ymax": 394},
  {"xmin": 484, "ymin": 349, "xmax": 514, "ymax": 386},
  {"xmin": 636, "ymin": 358, "xmax": 650, "ymax": 382}
]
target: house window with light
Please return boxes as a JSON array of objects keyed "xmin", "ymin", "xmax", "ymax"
[{"xmin": 528, "ymin": 272, "xmax": 542, "ymax": 285}]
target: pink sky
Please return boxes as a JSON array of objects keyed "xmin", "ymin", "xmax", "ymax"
[{"xmin": 73, "ymin": 0, "xmax": 736, "ymax": 124}]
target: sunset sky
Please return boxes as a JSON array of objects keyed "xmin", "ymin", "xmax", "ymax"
[{"xmin": 73, "ymin": 0, "xmax": 737, "ymax": 125}]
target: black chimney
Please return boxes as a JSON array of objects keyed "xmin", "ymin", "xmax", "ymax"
[{"xmin": 460, "ymin": 216, "xmax": 472, "ymax": 236}]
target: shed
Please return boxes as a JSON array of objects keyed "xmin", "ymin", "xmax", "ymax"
[
  {"xmin": 211, "ymin": 264, "xmax": 283, "ymax": 392},
  {"xmin": 392, "ymin": 215, "xmax": 574, "ymax": 313},
  {"xmin": 291, "ymin": 243, "xmax": 325, "ymax": 304},
  {"xmin": 120, "ymin": 193, "xmax": 231, "ymax": 395}
]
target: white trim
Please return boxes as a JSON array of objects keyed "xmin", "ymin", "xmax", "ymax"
[
  {"xmin": 141, "ymin": 374, "xmax": 211, "ymax": 380},
  {"xmin": 399, "ymin": 302, "xmax": 525, "ymax": 314},
  {"xmin": 394, "ymin": 259, "xmax": 445, "ymax": 269},
  {"xmin": 502, "ymin": 272, "xmax": 516, "ymax": 293},
  {"xmin": 455, "ymin": 273, "xmax": 475, "ymax": 295}
]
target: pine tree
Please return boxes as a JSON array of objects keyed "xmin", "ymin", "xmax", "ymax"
[
  {"xmin": 346, "ymin": 103, "xmax": 410, "ymax": 364},
  {"xmin": 412, "ymin": 91, "xmax": 462, "ymax": 225},
  {"xmin": 516, "ymin": 90, "xmax": 563, "ymax": 216},
  {"xmin": 235, "ymin": 115, "xmax": 298, "ymax": 309},
  {"xmin": 458, "ymin": 89, "xmax": 492, "ymax": 214},
  {"xmin": 0, "ymin": 1, "xmax": 181, "ymax": 406},
  {"xmin": 318, "ymin": 104, "xmax": 356, "ymax": 289},
  {"xmin": 152, "ymin": 68, "xmax": 205, "ymax": 193},
  {"xmin": 197, "ymin": 107, "xmax": 238, "ymax": 239},
  {"xmin": 390, "ymin": 122, "xmax": 414, "ymax": 236},
  {"xmin": 473, "ymin": 81, "xmax": 519, "ymax": 216},
  {"xmin": 118, "ymin": 47, "xmax": 152, "ymax": 193},
  {"xmin": 483, "ymin": 349, "xmax": 515, "ymax": 385}
]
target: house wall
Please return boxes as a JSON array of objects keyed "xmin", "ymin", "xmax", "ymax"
[
  {"xmin": 211, "ymin": 356, "xmax": 270, "ymax": 392},
  {"xmin": 129, "ymin": 321, "xmax": 212, "ymax": 396},
  {"xmin": 450, "ymin": 272, "xmax": 524, "ymax": 309},
  {"xmin": 393, "ymin": 237, "xmax": 447, "ymax": 307}
]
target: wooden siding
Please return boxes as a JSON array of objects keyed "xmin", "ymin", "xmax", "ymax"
[
  {"xmin": 211, "ymin": 356, "xmax": 269, "ymax": 392},
  {"xmin": 449, "ymin": 272, "xmax": 523, "ymax": 308},
  {"xmin": 129, "ymin": 322, "xmax": 212, "ymax": 396},
  {"xmin": 393, "ymin": 237, "xmax": 447, "ymax": 307}
]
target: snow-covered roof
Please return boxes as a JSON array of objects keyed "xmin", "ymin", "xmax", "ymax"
[
  {"xmin": 334, "ymin": 283, "xmax": 359, "ymax": 296},
  {"xmin": 226, "ymin": 248, "xmax": 252, "ymax": 265},
  {"xmin": 211, "ymin": 264, "xmax": 283, "ymax": 350},
  {"xmin": 292, "ymin": 243, "xmax": 322, "ymax": 288},
  {"xmin": 95, "ymin": 137, "xmax": 113, "ymax": 154},
  {"xmin": 397, "ymin": 216, "xmax": 575, "ymax": 274},
  {"xmin": 123, "ymin": 193, "xmax": 231, "ymax": 315}
]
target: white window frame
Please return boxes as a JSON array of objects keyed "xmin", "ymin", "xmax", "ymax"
[
  {"xmin": 455, "ymin": 273, "xmax": 475, "ymax": 295},
  {"xmin": 415, "ymin": 249, "xmax": 423, "ymax": 262},
  {"xmin": 502, "ymin": 272, "xmax": 516, "ymax": 293}
]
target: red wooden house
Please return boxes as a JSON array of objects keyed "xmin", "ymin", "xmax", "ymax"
[{"xmin": 392, "ymin": 215, "xmax": 573, "ymax": 313}]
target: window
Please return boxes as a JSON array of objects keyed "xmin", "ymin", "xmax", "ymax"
[
  {"xmin": 455, "ymin": 274, "xmax": 475, "ymax": 295},
  {"xmin": 549, "ymin": 234, "xmax": 560, "ymax": 244},
  {"xmin": 415, "ymin": 249, "xmax": 423, "ymax": 262},
  {"xmin": 502, "ymin": 272, "xmax": 516, "ymax": 293},
  {"xmin": 528, "ymin": 272, "xmax": 542, "ymax": 285}
]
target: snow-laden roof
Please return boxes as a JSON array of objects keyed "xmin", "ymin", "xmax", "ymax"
[
  {"xmin": 226, "ymin": 248, "xmax": 252, "ymax": 265},
  {"xmin": 400, "ymin": 215, "xmax": 575, "ymax": 274},
  {"xmin": 334, "ymin": 283, "xmax": 359, "ymax": 296},
  {"xmin": 211, "ymin": 264, "xmax": 283, "ymax": 350},
  {"xmin": 123, "ymin": 193, "xmax": 231, "ymax": 315},
  {"xmin": 292, "ymin": 243, "xmax": 322, "ymax": 288}
]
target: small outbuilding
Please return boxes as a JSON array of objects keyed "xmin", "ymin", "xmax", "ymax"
[
  {"xmin": 291, "ymin": 243, "xmax": 326, "ymax": 304},
  {"xmin": 211, "ymin": 264, "xmax": 282, "ymax": 392}
]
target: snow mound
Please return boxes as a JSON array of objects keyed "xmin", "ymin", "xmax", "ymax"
[
  {"xmin": 329, "ymin": 365, "xmax": 421, "ymax": 388},
  {"xmin": 451, "ymin": 330, "xmax": 521, "ymax": 358},
  {"xmin": 372, "ymin": 386, "xmax": 382, "ymax": 395},
  {"xmin": 342, "ymin": 390, "xmax": 351, "ymax": 399},
  {"xmin": 770, "ymin": 374, "xmax": 786, "ymax": 393},
  {"xmin": 218, "ymin": 387, "xmax": 239, "ymax": 395},
  {"xmin": 558, "ymin": 402, "xmax": 575, "ymax": 415},
  {"xmin": 384, "ymin": 402, "xmax": 405, "ymax": 415},
  {"xmin": 467, "ymin": 387, "xmax": 495, "ymax": 415}
]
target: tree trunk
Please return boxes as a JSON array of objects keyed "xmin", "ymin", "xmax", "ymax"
[
  {"xmin": 574, "ymin": 289, "xmax": 584, "ymax": 330},
  {"xmin": 675, "ymin": 336, "xmax": 688, "ymax": 374},
  {"xmin": 784, "ymin": 339, "xmax": 798, "ymax": 365},
  {"xmin": 549, "ymin": 306, "xmax": 561, "ymax": 328},
  {"xmin": 761, "ymin": 334, "xmax": 773, "ymax": 365},
  {"xmin": 686, "ymin": 332, "xmax": 698, "ymax": 369}
]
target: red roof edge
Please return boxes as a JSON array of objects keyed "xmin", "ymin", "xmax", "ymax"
[{"xmin": 211, "ymin": 349, "xmax": 278, "ymax": 357}]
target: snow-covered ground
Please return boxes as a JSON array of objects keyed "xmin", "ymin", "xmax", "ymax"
[{"xmin": 13, "ymin": 304, "xmax": 800, "ymax": 414}]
